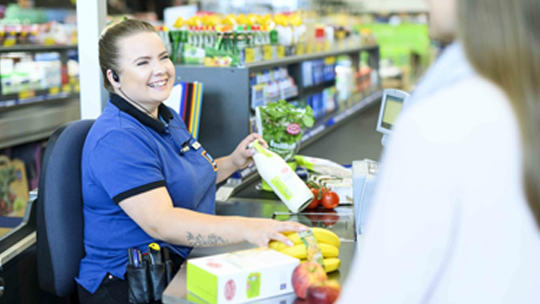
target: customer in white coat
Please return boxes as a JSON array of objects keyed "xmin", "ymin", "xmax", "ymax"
[{"xmin": 339, "ymin": 0, "xmax": 540, "ymax": 302}]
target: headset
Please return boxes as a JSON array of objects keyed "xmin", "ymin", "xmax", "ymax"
[
  {"xmin": 112, "ymin": 70, "xmax": 120, "ymax": 82},
  {"xmin": 110, "ymin": 69, "xmax": 155, "ymax": 117},
  {"xmin": 110, "ymin": 69, "xmax": 191, "ymax": 156}
]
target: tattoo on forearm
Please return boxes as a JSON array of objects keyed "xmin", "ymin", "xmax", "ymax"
[{"xmin": 187, "ymin": 232, "xmax": 228, "ymax": 247}]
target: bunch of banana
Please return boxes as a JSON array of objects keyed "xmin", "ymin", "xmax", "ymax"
[
  {"xmin": 269, "ymin": 227, "xmax": 342, "ymax": 273},
  {"xmin": 301, "ymin": 258, "xmax": 341, "ymax": 273},
  {"xmin": 269, "ymin": 227, "xmax": 341, "ymax": 251}
]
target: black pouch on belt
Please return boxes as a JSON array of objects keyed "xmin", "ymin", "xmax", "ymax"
[
  {"xmin": 162, "ymin": 247, "xmax": 176, "ymax": 284},
  {"xmin": 148, "ymin": 262, "xmax": 166, "ymax": 302},
  {"xmin": 126, "ymin": 260, "xmax": 152, "ymax": 304},
  {"xmin": 147, "ymin": 245, "xmax": 167, "ymax": 302}
]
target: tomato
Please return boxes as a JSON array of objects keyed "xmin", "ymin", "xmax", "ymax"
[
  {"xmin": 321, "ymin": 191, "xmax": 340, "ymax": 209},
  {"xmin": 306, "ymin": 189, "xmax": 320, "ymax": 209}
]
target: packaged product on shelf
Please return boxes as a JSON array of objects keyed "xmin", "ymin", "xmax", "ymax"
[
  {"xmin": 2, "ymin": 24, "xmax": 19, "ymax": 47},
  {"xmin": 312, "ymin": 59, "xmax": 324, "ymax": 85},
  {"xmin": 323, "ymin": 87, "xmax": 337, "ymax": 114},
  {"xmin": 235, "ymin": 25, "xmax": 248, "ymax": 66},
  {"xmin": 307, "ymin": 93, "xmax": 325, "ymax": 120},
  {"xmin": 356, "ymin": 64, "xmax": 372, "ymax": 93},
  {"xmin": 335, "ymin": 56, "xmax": 355, "ymax": 103},
  {"xmin": 301, "ymin": 61, "xmax": 313, "ymax": 87},
  {"xmin": 323, "ymin": 57, "xmax": 337, "ymax": 82},
  {"xmin": 249, "ymin": 67, "xmax": 297, "ymax": 106},
  {"xmin": 249, "ymin": 25, "xmax": 263, "ymax": 62},
  {"xmin": 37, "ymin": 22, "xmax": 77, "ymax": 46},
  {"xmin": 1, "ymin": 56, "xmax": 15, "ymax": 94},
  {"xmin": 158, "ymin": 26, "xmax": 172, "ymax": 56},
  {"xmin": 33, "ymin": 52, "xmax": 62, "ymax": 91},
  {"xmin": 183, "ymin": 26, "xmax": 206, "ymax": 65}
]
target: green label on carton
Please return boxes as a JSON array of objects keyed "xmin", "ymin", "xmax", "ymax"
[
  {"xmin": 246, "ymin": 272, "xmax": 261, "ymax": 298},
  {"xmin": 187, "ymin": 263, "xmax": 219, "ymax": 304},
  {"xmin": 271, "ymin": 176, "xmax": 293, "ymax": 201}
]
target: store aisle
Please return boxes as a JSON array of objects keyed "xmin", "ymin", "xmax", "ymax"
[{"xmin": 300, "ymin": 102, "xmax": 384, "ymax": 164}]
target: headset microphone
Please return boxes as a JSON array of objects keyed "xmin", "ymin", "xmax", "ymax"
[{"xmin": 118, "ymin": 87, "xmax": 156, "ymax": 118}]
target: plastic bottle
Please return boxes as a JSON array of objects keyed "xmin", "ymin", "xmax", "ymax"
[{"xmin": 250, "ymin": 140, "xmax": 314, "ymax": 213}]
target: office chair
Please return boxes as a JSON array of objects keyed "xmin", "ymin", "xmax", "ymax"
[{"xmin": 36, "ymin": 119, "xmax": 94, "ymax": 298}]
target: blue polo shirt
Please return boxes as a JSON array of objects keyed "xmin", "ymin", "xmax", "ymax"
[{"xmin": 76, "ymin": 94, "xmax": 218, "ymax": 293}]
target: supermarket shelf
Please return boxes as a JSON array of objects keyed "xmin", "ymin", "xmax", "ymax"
[
  {"xmin": 0, "ymin": 85, "xmax": 80, "ymax": 110},
  {"xmin": 301, "ymin": 89, "xmax": 383, "ymax": 147},
  {"xmin": 0, "ymin": 98, "xmax": 80, "ymax": 150},
  {"xmin": 302, "ymin": 79, "xmax": 336, "ymax": 96},
  {"xmin": 245, "ymin": 44, "xmax": 378, "ymax": 72},
  {"xmin": 0, "ymin": 45, "xmax": 77, "ymax": 53},
  {"xmin": 175, "ymin": 45, "xmax": 378, "ymax": 72}
]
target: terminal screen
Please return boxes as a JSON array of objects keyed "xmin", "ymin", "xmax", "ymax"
[{"xmin": 381, "ymin": 96, "xmax": 404, "ymax": 130}]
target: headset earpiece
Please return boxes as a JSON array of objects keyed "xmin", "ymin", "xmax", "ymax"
[{"xmin": 111, "ymin": 70, "xmax": 119, "ymax": 82}]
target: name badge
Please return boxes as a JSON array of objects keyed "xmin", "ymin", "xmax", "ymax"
[{"xmin": 191, "ymin": 141, "xmax": 202, "ymax": 151}]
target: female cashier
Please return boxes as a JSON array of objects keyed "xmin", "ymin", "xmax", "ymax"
[{"xmin": 75, "ymin": 19, "xmax": 306, "ymax": 303}]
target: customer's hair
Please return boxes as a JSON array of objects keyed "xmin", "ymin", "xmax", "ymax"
[
  {"xmin": 459, "ymin": 0, "xmax": 540, "ymax": 228},
  {"xmin": 99, "ymin": 19, "xmax": 156, "ymax": 92}
]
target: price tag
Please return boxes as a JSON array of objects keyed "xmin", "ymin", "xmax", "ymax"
[
  {"xmin": 277, "ymin": 46, "xmax": 285, "ymax": 59},
  {"xmin": 49, "ymin": 87, "xmax": 60, "ymax": 95},
  {"xmin": 18, "ymin": 91, "xmax": 35, "ymax": 100},
  {"xmin": 263, "ymin": 45, "xmax": 273, "ymax": 61},
  {"xmin": 245, "ymin": 48, "xmax": 255, "ymax": 63},
  {"xmin": 296, "ymin": 43, "xmax": 305, "ymax": 55},
  {"xmin": 324, "ymin": 56, "xmax": 336, "ymax": 65},
  {"xmin": 74, "ymin": 83, "xmax": 80, "ymax": 93},
  {"xmin": 62, "ymin": 84, "xmax": 72, "ymax": 93}
]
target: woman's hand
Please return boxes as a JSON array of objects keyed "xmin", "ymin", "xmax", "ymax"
[
  {"xmin": 230, "ymin": 133, "xmax": 268, "ymax": 170},
  {"xmin": 240, "ymin": 218, "xmax": 308, "ymax": 248}
]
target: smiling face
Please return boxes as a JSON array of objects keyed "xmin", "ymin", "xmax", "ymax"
[{"xmin": 113, "ymin": 31, "xmax": 175, "ymax": 109}]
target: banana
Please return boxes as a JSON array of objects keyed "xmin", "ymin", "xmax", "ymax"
[
  {"xmin": 278, "ymin": 243, "xmax": 339, "ymax": 259},
  {"xmin": 301, "ymin": 258, "xmax": 341, "ymax": 273},
  {"xmin": 269, "ymin": 228, "xmax": 341, "ymax": 251}
]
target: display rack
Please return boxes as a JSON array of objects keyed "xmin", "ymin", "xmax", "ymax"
[
  {"xmin": 175, "ymin": 44, "xmax": 381, "ymax": 159},
  {"xmin": 0, "ymin": 45, "xmax": 80, "ymax": 150}
]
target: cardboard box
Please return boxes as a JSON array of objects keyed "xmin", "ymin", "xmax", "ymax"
[{"xmin": 187, "ymin": 248, "xmax": 300, "ymax": 304}]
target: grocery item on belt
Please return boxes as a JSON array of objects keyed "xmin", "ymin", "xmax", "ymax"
[{"xmin": 296, "ymin": 155, "xmax": 352, "ymax": 178}]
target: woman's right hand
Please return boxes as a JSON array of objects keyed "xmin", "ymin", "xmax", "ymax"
[{"xmin": 240, "ymin": 218, "xmax": 308, "ymax": 248}]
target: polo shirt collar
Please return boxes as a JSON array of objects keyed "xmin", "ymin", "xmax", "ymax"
[{"xmin": 110, "ymin": 93, "xmax": 174, "ymax": 133}]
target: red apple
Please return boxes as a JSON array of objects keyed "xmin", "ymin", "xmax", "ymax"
[
  {"xmin": 292, "ymin": 262, "xmax": 327, "ymax": 299},
  {"xmin": 306, "ymin": 280, "xmax": 341, "ymax": 304}
]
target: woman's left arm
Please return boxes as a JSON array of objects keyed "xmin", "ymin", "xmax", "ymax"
[{"xmin": 215, "ymin": 133, "xmax": 267, "ymax": 184}]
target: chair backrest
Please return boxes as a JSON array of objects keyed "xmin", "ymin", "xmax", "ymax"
[{"xmin": 36, "ymin": 119, "xmax": 94, "ymax": 297}]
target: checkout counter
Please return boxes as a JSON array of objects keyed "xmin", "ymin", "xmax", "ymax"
[{"xmin": 162, "ymin": 102, "xmax": 383, "ymax": 304}]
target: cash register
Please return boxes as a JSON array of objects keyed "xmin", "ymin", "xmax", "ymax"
[{"xmin": 353, "ymin": 89, "xmax": 410, "ymax": 234}]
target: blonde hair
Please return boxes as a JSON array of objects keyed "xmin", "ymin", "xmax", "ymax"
[
  {"xmin": 459, "ymin": 0, "xmax": 540, "ymax": 227},
  {"xmin": 98, "ymin": 19, "xmax": 156, "ymax": 92}
]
